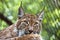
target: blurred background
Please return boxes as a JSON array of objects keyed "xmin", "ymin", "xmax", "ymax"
[{"xmin": 0, "ymin": 0, "xmax": 60, "ymax": 40}]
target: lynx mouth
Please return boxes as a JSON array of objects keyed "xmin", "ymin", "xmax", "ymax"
[{"xmin": 24, "ymin": 31, "xmax": 38, "ymax": 35}]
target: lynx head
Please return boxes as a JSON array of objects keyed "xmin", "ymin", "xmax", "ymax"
[{"xmin": 15, "ymin": 3, "xmax": 44, "ymax": 36}]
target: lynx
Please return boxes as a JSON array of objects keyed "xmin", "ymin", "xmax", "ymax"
[{"xmin": 0, "ymin": 2, "xmax": 44, "ymax": 40}]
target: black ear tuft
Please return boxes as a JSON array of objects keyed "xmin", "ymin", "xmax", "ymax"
[
  {"xmin": 37, "ymin": 8, "xmax": 45, "ymax": 21},
  {"xmin": 38, "ymin": 11, "xmax": 44, "ymax": 21},
  {"xmin": 18, "ymin": 1, "xmax": 24, "ymax": 19}
]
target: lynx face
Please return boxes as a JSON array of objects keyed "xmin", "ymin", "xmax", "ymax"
[
  {"xmin": 16, "ymin": 14, "xmax": 42, "ymax": 34},
  {"xmin": 15, "ymin": 6, "xmax": 44, "ymax": 37}
]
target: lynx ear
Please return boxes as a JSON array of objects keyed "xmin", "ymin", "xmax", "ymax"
[
  {"xmin": 37, "ymin": 10, "xmax": 44, "ymax": 21},
  {"xmin": 18, "ymin": 2, "xmax": 24, "ymax": 19}
]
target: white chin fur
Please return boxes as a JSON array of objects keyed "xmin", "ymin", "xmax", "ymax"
[{"xmin": 18, "ymin": 30, "xmax": 25, "ymax": 37}]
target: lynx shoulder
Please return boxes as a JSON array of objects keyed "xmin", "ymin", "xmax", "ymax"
[
  {"xmin": 16, "ymin": 34, "xmax": 42, "ymax": 40},
  {"xmin": 0, "ymin": 24, "xmax": 18, "ymax": 38},
  {"xmin": 0, "ymin": 34, "xmax": 42, "ymax": 40}
]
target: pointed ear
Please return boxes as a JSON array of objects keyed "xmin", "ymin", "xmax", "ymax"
[
  {"xmin": 37, "ymin": 10, "xmax": 44, "ymax": 21},
  {"xmin": 18, "ymin": 2, "xmax": 24, "ymax": 19}
]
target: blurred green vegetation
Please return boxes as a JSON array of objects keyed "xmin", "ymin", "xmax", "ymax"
[{"xmin": 0, "ymin": 0, "xmax": 60, "ymax": 40}]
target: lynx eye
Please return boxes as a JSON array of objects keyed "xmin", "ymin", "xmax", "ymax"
[
  {"xmin": 34, "ymin": 22, "xmax": 38, "ymax": 25},
  {"xmin": 21, "ymin": 22, "xmax": 26, "ymax": 25},
  {"xmin": 19, "ymin": 22, "xmax": 27, "ymax": 29},
  {"xmin": 34, "ymin": 24, "xmax": 39, "ymax": 30},
  {"xmin": 21, "ymin": 21, "xmax": 28, "ymax": 26}
]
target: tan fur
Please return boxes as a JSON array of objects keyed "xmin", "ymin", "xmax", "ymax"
[
  {"xmin": 0, "ymin": 34, "xmax": 42, "ymax": 40},
  {"xmin": 14, "ymin": 34, "xmax": 42, "ymax": 40},
  {"xmin": 0, "ymin": 24, "xmax": 18, "ymax": 39}
]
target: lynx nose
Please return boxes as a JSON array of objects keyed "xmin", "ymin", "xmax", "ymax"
[
  {"xmin": 25, "ymin": 26, "xmax": 34, "ymax": 34},
  {"xmin": 28, "ymin": 30, "xmax": 33, "ymax": 34},
  {"xmin": 28, "ymin": 26, "xmax": 33, "ymax": 34}
]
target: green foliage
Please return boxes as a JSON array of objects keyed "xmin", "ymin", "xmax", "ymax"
[{"xmin": 0, "ymin": 0, "xmax": 60, "ymax": 40}]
